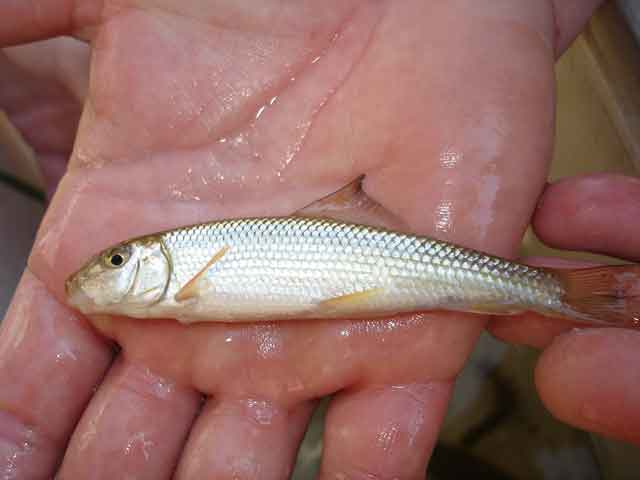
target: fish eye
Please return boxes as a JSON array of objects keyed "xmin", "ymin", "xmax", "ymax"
[
  {"xmin": 110, "ymin": 254, "xmax": 124, "ymax": 266},
  {"xmin": 104, "ymin": 247, "xmax": 130, "ymax": 269}
]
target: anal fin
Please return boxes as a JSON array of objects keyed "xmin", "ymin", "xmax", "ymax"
[
  {"xmin": 175, "ymin": 245, "xmax": 229, "ymax": 302},
  {"xmin": 465, "ymin": 303, "xmax": 524, "ymax": 315}
]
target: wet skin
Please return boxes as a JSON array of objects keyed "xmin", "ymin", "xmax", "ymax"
[{"xmin": 3, "ymin": 1, "xmax": 639, "ymax": 478}]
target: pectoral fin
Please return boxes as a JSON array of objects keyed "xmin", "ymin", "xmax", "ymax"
[
  {"xmin": 319, "ymin": 288, "xmax": 384, "ymax": 310},
  {"xmin": 175, "ymin": 246, "xmax": 230, "ymax": 302}
]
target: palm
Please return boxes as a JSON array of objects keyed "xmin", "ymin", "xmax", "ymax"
[{"xmin": 1, "ymin": 0, "xmax": 602, "ymax": 478}]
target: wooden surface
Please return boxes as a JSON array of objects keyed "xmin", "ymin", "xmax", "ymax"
[
  {"xmin": 522, "ymin": 1, "xmax": 640, "ymax": 262},
  {"xmin": 553, "ymin": 1, "xmax": 640, "ymax": 178}
]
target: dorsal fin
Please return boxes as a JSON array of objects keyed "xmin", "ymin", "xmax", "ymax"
[{"xmin": 295, "ymin": 176, "xmax": 407, "ymax": 229}]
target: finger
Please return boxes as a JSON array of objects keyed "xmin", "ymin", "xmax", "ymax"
[
  {"xmin": 3, "ymin": 38, "xmax": 90, "ymax": 102},
  {"xmin": 90, "ymin": 312, "xmax": 482, "ymax": 408},
  {"xmin": 319, "ymin": 382, "xmax": 451, "ymax": 479},
  {"xmin": 0, "ymin": 271, "xmax": 111, "ymax": 477},
  {"xmin": 0, "ymin": 1, "xmax": 100, "ymax": 46},
  {"xmin": 0, "ymin": 44, "xmax": 84, "ymax": 197},
  {"xmin": 551, "ymin": 0, "xmax": 606, "ymax": 54},
  {"xmin": 58, "ymin": 358, "xmax": 201, "ymax": 479},
  {"xmin": 533, "ymin": 173, "xmax": 640, "ymax": 261},
  {"xmin": 489, "ymin": 313, "xmax": 575, "ymax": 349},
  {"xmin": 175, "ymin": 397, "xmax": 313, "ymax": 479},
  {"xmin": 535, "ymin": 328, "xmax": 640, "ymax": 444}
]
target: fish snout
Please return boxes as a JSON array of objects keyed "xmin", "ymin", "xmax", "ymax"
[{"xmin": 65, "ymin": 275, "xmax": 91, "ymax": 312}]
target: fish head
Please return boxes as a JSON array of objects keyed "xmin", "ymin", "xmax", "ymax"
[{"xmin": 65, "ymin": 236, "xmax": 171, "ymax": 316}]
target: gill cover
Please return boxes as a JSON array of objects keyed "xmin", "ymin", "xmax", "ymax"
[{"xmin": 66, "ymin": 237, "xmax": 171, "ymax": 315}]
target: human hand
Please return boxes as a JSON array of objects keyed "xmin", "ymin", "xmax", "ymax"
[
  {"xmin": 0, "ymin": 37, "xmax": 88, "ymax": 198},
  {"xmin": 0, "ymin": 1, "xmax": 606, "ymax": 478},
  {"xmin": 490, "ymin": 173, "xmax": 640, "ymax": 446}
]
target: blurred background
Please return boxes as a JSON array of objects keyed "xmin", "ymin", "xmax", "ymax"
[{"xmin": 1, "ymin": 1, "xmax": 639, "ymax": 478}]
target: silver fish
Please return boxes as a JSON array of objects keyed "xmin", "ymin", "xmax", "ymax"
[{"xmin": 65, "ymin": 209, "xmax": 640, "ymax": 327}]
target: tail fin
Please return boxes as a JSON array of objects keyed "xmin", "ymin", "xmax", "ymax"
[{"xmin": 552, "ymin": 264, "xmax": 640, "ymax": 328}]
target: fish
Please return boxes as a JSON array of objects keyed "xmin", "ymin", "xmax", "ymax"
[{"xmin": 65, "ymin": 178, "xmax": 640, "ymax": 327}]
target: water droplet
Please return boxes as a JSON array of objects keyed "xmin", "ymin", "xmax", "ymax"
[
  {"xmin": 255, "ymin": 105, "xmax": 266, "ymax": 120},
  {"xmin": 124, "ymin": 432, "xmax": 153, "ymax": 461},
  {"xmin": 376, "ymin": 423, "xmax": 399, "ymax": 451},
  {"xmin": 440, "ymin": 146, "xmax": 463, "ymax": 169},
  {"xmin": 435, "ymin": 200, "xmax": 454, "ymax": 234},
  {"xmin": 54, "ymin": 342, "xmax": 78, "ymax": 363},
  {"xmin": 245, "ymin": 399, "xmax": 276, "ymax": 425},
  {"xmin": 252, "ymin": 325, "xmax": 283, "ymax": 358}
]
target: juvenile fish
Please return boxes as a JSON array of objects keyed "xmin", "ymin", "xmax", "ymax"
[{"xmin": 65, "ymin": 215, "xmax": 640, "ymax": 327}]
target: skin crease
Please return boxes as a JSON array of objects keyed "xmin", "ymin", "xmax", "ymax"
[{"xmin": 0, "ymin": 0, "xmax": 629, "ymax": 479}]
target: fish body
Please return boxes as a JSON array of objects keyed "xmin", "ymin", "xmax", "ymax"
[{"xmin": 65, "ymin": 216, "xmax": 640, "ymax": 327}]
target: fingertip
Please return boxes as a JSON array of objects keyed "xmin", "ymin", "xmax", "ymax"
[
  {"xmin": 488, "ymin": 313, "xmax": 574, "ymax": 349},
  {"xmin": 535, "ymin": 328, "xmax": 640, "ymax": 444},
  {"xmin": 532, "ymin": 176, "xmax": 574, "ymax": 238},
  {"xmin": 533, "ymin": 173, "xmax": 640, "ymax": 261},
  {"xmin": 319, "ymin": 382, "xmax": 452, "ymax": 479},
  {"xmin": 175, "ymin": 397, "xmax": 313, "ymax": 480},
  {"xmin": 0, "ymin": 271, "xmax": 113, "ymax": 477},
  {"xmin": 59, "ymin": 358, "xmax": 201, "ymax": 479}
]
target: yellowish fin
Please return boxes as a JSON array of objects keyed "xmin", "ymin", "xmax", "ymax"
[
  {"xmin": 175, "ymin": 245, "xmax": 230, "ymax": 302},
  {"xmin": 319, "ymin": 288, "xmax": 384, "ymax": 309},
  {"xmin": 553, "ymin": 265, "xmax": 640, "ymax": 327},
  {"xmin": 295, "ymin": 176, "xmax": 406, "ymax": 229},
  {"xmin": 465, "ymin": 303, "xmax": 524, "ymax": 315}
]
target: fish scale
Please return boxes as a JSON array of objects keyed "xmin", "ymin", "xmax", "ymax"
[{"xmin": 144, "ymin": 216, "xmax": 565, "ymax": 322}]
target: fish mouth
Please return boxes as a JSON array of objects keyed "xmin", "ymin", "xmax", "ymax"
[{"xmin": 65, "ymin": 275, "xmax": 93, "ymax": 313}]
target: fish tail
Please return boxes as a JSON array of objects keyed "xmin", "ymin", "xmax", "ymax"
[{"xmin": 552, "ymin": 264, "xmax": 640, "ymax": 328}]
